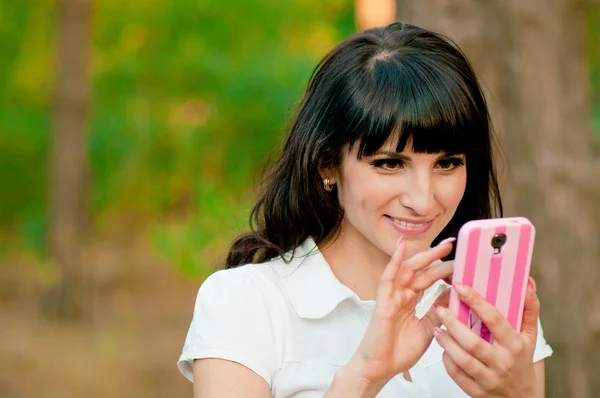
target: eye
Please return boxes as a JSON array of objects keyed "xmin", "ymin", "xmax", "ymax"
[
  {"xmin": 370, "ymin": 158, "xmax": 406, "ymax": 171},
  {"xmin": 436, "ymin": 157, "xmax": 465, "ymax": 171}
]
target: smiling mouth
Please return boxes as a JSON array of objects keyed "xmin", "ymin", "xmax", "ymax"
[
  {"xmin": 385, "ymin": 215, "xmax": 435, "ymax": 236},
  {"xmin": 387, "ymin": 216, "xmax": 433, "ymax": 229}
]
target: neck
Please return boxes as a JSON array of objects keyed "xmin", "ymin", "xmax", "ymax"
[{"xmin": 318, "ymin": 220, "xmax": 391, "ymax": 301}]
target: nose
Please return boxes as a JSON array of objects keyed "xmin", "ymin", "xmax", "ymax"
[{"xmin": 399, "ymin": 169, "xmax": 435, "ymax": 215}]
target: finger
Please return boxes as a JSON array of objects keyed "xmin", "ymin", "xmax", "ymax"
[
  {"xmin": 520, "ymin": 277, "xmax": 540, "ymax": 343},
  {"xmin": 452, "ymin": 283, "xmax": 518, "ymax": 346},
  {"xmin": 411, "ymin": 261, "xmax": 454, "ymax": 291},
  {"xmin": 435, "ymin": 328, "xmax": 497, "ymax": 388},
  {"xmin": 377, "ymin": 237, "xmax": 407, "ymax": 299},
  {"xmin": 442, "ymin": 353, "xmax": 485, "ymax": 397},
  {"xmin": 405, "ymin": 238, "xmax": 455, "ymax": 272},
  {"xmin": 441, "ymin": 260, "xmax": 454, "ymax": 285},
  {"xmin": 420, "ymin": 289, "xmax": 450, "ymax": 333},
  {"xmin": 435, "ymin": 305, "xmax": 500, "ymax": 368},
  {"xmin": 396, "ymin": 238, "xmax": 455, "ymax": 285}
]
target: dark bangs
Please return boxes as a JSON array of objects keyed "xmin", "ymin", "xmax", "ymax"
[{"xmin": 340, "ymin": 45, "xmax": 489, "ymax": 159}]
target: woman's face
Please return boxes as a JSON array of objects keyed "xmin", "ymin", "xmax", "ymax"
[{"xmin": 332, "ymin": 138, "xmax": 467, "ymax": 259}]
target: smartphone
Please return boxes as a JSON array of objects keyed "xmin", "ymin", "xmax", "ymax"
[{"xmin": 448, "ymin": 217, "xmax": 536, "ymax": 342}]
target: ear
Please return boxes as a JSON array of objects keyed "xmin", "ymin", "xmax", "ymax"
[{"xmin": 318, "ymin": 164, "xmax": 338, "ymax": 185}]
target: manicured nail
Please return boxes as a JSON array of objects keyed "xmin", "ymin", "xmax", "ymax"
[
  {"xmin": 436, "ymin": 306, "xmax": 448, "ymax": 320},
  {"xmin": 528, "ymin": 277, "xmax": 537, "ymax": 292},
  {"xmin": 453, "ymin": 283, "xmax": 469, "ymax": 297},
  {"xmin": 438, "ymin": 237, "xmax": 456, "ymax": 247},
  {"xmin": 433, "ymin": 327, "xmax": 443, "ymax": 337},
  {"xmin": 397, "ymin": 236, "xmax": 404, "ymax": 246}
]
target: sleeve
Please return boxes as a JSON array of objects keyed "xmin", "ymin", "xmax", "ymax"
[
  {"xmin": 532, "ymin": 317, "xmax": 553, "ymax": 362},
  {"xmin": 177, "ymin": 269, "xmax": 278, "ymax": 386}
]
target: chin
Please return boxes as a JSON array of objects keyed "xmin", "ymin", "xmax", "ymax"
[
  {"xmin": 403, "ymin": 241, "xmax": 428, "ymax": 258},
  {"xmin": 403, "ymin": 233, "xmax": 438, "ymax": 255},
  {"xmin": 376, "ymin": 236, "xmax": 431, "ymax": 259}
]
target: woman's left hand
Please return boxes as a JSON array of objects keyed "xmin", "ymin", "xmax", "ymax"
[{"xmin": 434, "ymin": 277, "xmax": 540, "ymax": 398}]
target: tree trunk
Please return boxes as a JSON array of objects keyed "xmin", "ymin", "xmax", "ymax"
[
  {"xmin": 46, "ymin": 0, "xmax": 92, "ymax": 321},
  {"xmin": 501, "ymin": 2, "xmax": 600, "ymax": 396},
  {"xmin": 399, "ymin": 1, "xmax": 600, "ymax": 397}
]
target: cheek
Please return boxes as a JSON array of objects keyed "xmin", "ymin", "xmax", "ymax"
[
  {"xmin": 338, "ymin": 170, "xmax": 393, "ymax": 215},
  {"xmin": 436, "ymin": 174, "xmax": 467, "ymax": 211},
  {"xmin": 341, "ymin": 177, "xmax": 394, "ymax": 213}
]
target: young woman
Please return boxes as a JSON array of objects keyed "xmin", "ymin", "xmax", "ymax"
[{"xmin": 178, "ymin": 23, "xmax": 553, "ymax": 398}]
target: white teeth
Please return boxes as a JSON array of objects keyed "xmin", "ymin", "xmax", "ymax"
[{"xmin": 392, "ymin": 218, "xmax": 429, "ymax": 228}]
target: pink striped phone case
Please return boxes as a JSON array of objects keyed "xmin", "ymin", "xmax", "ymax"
[{"xmin": 448, "ymin": 217, "xmax": 536, "ymax": 342}]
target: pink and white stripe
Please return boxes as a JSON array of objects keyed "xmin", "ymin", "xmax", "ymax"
[{"xmin": 449, "ymin": 218, "xmax": 535, "ymax": 342}]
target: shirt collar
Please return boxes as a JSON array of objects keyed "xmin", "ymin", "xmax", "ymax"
[
  {"xmin": 271, "ymin": 237, "xmax": 358, "ymax": 319},
  {"xmin": 269, "ymin": 237, "xmax": 450, "ymax": 320}
]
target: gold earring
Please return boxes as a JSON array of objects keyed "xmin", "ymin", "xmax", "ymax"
[{"xmin": 323, "ymin": 177, "xmax": 333, "ymax": 192}]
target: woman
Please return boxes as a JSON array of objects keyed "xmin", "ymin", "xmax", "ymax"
[{"xmin": 178, "ymin": 23, "xmax": 553, "ymax": 397}]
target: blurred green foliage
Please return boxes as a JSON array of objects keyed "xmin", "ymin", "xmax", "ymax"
[
  {"xmin": 0, "ymin": 0, "xmax": 355, "ymax": 277},
  {"xmin": 0, "ymin": 1, "xmax": 598, "ymax": 277}
]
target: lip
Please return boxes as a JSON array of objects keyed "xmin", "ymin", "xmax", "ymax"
[{"xmin": 385, "ymin": 215, "xmax": 434, "ymax": 236}]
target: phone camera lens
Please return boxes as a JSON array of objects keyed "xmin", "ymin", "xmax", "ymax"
[{"xmin": 491, "ymin": 234, "xmax": 507, "ymax": 249}]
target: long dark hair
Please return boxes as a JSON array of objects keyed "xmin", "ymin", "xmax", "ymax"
[{"xmin": 226, "ymin": 22, "xmax": 502, "ymax": 268}]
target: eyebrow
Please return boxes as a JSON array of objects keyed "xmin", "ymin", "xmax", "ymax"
[
  {"xmin": 373, "ymin": 151, "xmax": 465, "ymax": 160},
  {"xmin": 372, "ymin": 151, "xmax": 412, "ymax": 160}
]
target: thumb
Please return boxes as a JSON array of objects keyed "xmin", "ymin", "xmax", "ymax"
[{"xmin": 520, "ymin": 277, "xmax": 540, "ymax": 343}]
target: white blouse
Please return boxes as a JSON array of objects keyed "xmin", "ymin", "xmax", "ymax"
[{"xmin": 178, "ymin": 238, "xmax": 553, "ymax": 397}]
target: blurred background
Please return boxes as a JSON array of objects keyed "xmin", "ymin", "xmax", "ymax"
[{"xmin": 0, "ymin": 0, "xmax": 598, "ymax": 397}]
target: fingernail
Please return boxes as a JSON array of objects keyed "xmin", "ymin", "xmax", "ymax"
[
  {"xmin": 436, "ymin": 306, "xmax": 448, "ymax": 320},
  {"xmin": 438, "ymin": 237, "xmax": 456, "ymax": 247},
  {"xmin": 397, "ymin": 236, "xmax": 404, "ymax": 246},
  {"xmin": 433, "ymin": 327, "xmax": 443, "ymax": 337},
  {"xmin": 528, "ymin": 277, "xmax": 537, "ymax": 292},
  {"xmin": 453, "ymin": 283, "xmax": 469, "ymax": 297}
]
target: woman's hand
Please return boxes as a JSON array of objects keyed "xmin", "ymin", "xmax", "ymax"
[
  {"xmin": 346, "ymin": 236, "xmax": 455, "ymax": 388},
  {"xmin": 434, "ymin": 278, "xmax": 541, "ymax": 398}
]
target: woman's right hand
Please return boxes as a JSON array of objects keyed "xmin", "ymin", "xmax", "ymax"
[{"xmin": 347, "ymin": 236, "xmax": 455, "ymax": 388}]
